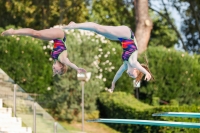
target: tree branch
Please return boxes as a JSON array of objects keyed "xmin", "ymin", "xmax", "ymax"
[
  {"xmin": 189, "ymin": 1, "xmax": 200, "ymax": 37},
  {"xmin": 149, "ymin": 2, "xmax": 187, "ymax": 51},
  {"xmin": 161, "ymin": 0, "xmax": 187, "ymax": 50}
]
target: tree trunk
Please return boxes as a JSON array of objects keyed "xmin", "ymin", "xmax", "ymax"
[{"xmin": 134, "ymin": 0, "xmax": 153, "ymax": 54}]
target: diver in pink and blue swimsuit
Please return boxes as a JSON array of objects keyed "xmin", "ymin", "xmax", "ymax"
[
  {"xmin": 63, "ymin": 22, "xmax": 152, "ymax": 93},
  {"xmin": 1, "ymin": 28, "xmax": 86, "ymax": 76}
]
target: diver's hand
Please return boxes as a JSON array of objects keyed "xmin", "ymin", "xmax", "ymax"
[
  {"xmin": 111, "ymin": 82, "xmax": 115, "ymax": 91},
  {"xmin": 77, "ymin": 68, "xmax": 87, "ymax": 73},
  {"xmin": 105, "ymin": 82, "xmax": 115, "ymax": 93},
  {"xmin": 106, "ymin": 89, "xmax": 113, "ymax": 93},
  {"xmin": 144, "ymin": 73, "xmax": 151, "ymax": 81}
]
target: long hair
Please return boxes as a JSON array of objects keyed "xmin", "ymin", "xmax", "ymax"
[
  {"xmin": 135, "ymin": 55, "xmax": 154, "ymax": 85},
  {"xmin": 59, "ymin": 61, "xmax": 67, "ymax": 75}
]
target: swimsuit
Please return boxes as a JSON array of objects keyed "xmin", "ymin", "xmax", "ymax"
[
  {"xmin": 51, "ymin": 35, "xmax": 67, "ymax": 60},
  {"xmin": 118, "ymin": 30, "xmax": 137, "ymax": 61}
]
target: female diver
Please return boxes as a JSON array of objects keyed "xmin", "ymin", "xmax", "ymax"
[
  {"xmin": 1, "ymin": 28, "xmax": 86, "ymax": 76},
  {"xmin": 63, "ymin": 22, "xmax": 153, "ymax": 93}
]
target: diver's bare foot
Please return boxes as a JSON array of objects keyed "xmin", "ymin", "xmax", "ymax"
[
  {"xmin": 66, "ymin": 21, "xmax": 76, "ymax": 29},
  {"xmin": 1, "ymin": 29, "xmax": 14, "ymax": 36},
  {"xmin": 68, "ymin": 21, "xmax": 75, "ymax": 26}
]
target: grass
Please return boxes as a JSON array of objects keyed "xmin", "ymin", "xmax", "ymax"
[
  {"xmin": 58, "ymin": 110, "xmax": 120, "ymax": 133},
  {"xmin": 59, "ymin": 120, "xmax": 120, "ymax": 133}
]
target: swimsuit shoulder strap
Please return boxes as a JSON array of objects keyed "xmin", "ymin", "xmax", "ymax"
[{"xmin": 130, "ymin": 29, "xmax": 134, "ymax": 40}]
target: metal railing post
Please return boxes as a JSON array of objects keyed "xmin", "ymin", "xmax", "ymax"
[
  {"xmin": 54, "ymin": 122, "xmax": 57, "ymax": 133},
  {"xmin": 13, "ymin": 84, "xmax": 17, "ymax": 117},
  {"xmin": 81, "ymin": 81, "xmax": 85, "ymax": 132},
  {"xmin": 33, "ymin": 102, "xmax": 36, "ymax": 133}
]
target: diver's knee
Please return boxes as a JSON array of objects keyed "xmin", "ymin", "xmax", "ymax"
[
  {"xmin": 95, "ymin": 24, "xmax": 107, "ymax": 33},
  {"xmin": 32, "ymin": 30, "xmax": 41, "ymax": 38}
]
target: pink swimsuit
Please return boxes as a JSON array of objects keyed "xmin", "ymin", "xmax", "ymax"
[
  {"xmin": 118, "ymin": 30, "xmax": 137, "ymax": 61},
  {"xmin": 51, "ymin": 36, "xmax": 67, "ymax": 60}
]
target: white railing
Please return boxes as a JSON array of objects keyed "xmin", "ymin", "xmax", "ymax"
[{"xmin": 0, "ymin": 68, "xmax": 68, "ymax": 133}]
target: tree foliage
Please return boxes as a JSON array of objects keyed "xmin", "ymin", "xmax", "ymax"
[
  {"xmin": 180, "ymin": 0, "xmax": 200, "ymax": 53},
  {"xmin": 90, "ymin": 0, "xmax": 135, "ymax": 29},
  {"xmin": 149, "ymin": 12, "xmax": 178, "ymax": 48},
  {"xmin": 149, "ymin": 0, "xmax": 200, "ymax": 53},
  {"xmin": 0, "ymin": 0, "xmax": 89, "ymax": 29}
]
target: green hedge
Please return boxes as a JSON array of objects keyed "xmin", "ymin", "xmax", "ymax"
[
  {"xmin": 0, "ymin": 26, "xmax": 53, "ymax": 94},
  {"xmin": 98, "ymin": 92, "xmax": 200, "ymax": 133},
  {"xmin": 138, "ymin": 46, "xmax": 200, "ymax": 105}
]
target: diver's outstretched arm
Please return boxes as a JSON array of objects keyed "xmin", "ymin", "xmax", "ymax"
[
  {"xmin": 59, "ymin": 52, "xmax": 86, "ymax": 73},
  {"xmin": 106, "ymin": 63, "xmax": 127, "ymax": 93}
]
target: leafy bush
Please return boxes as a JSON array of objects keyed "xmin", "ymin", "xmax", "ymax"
[
  {"xmin": 0, "ymin": 26, "xmax": 53, "ymax": 94},
  {"xmin": 139, "ymin": 46, "xmax": 200, "ymax": 105}
]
